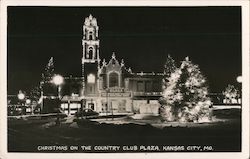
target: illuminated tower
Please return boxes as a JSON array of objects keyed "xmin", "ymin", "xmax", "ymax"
[{"xmin": 82, "ymin": 14, "xmax": 100, "ymax": 95}]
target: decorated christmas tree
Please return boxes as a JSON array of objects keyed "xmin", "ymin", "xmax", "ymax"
[
  {"xmin": 42, "ymin": 57, "xmax": 55, "ymax": 81},
  {"xmin": 159, "ymin": 54, "xmax": 178, "ymax": 121},
  {"xmin": 40, "ymin": 57, "xmax": 55, "ymax": 97},
  {"xmin": 162, "ymin": 54, "xmax": 177, "ymax": 88},
  {"xmin": 222, "ymin": 84, "xmax": 240, "ymax": 104},
  {"xmin": 29, "ymin": 86, "xmax": 41, "ymax": 102},
  {"xmin": 160, "ymin": 57, "xmax": 212, "ymax": 122},
  {"xmin": 29, "ymin": 85, "xmax": 42, "ymax": 112}
]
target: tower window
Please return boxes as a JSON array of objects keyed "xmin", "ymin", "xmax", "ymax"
[
  {"xmin": 89, "ymin": 31, "xmax": 93, "ymax": 40},
  {"xmin": 109, "ymin": 72, "xmax": 119, "ymax": 87},
  {"xmin": 89, "ymin": 35, "xmax": 93, "ymax": 40},
  {"xmin": 88, "ymin": 47, "xmax": 93, "ymax": 59},
  {"xmin": 87, "ymin": 74, "xmax": 95, "ymax": 83}
]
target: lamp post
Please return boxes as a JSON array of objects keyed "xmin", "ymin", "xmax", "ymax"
[
  {"xmin": 52, "ymin": 74, "xmax": 64, "ymax": 98},
  {"xmin": 17, "ymin": 91, "xmax": 25, "ymax": 100},
  {"xmin": 236, "ymin": 76, "xmax": 242, "ymax": 83},
  {"xmin": 17, "ymin": 90, "xmax": 25, "ymax": 115},
  {"xmin": 52, "ymin": 74, "xmax": 63, "ymax": 126},
  {"xmin": 52, "ymin": 74, "xmax": 64, "ymax": 111}
]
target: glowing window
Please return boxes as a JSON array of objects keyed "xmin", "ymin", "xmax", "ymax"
[{"xmin": 87, "ymin": 74, "xmax": 95, "ymax": 83}]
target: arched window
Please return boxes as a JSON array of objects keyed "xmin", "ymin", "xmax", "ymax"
[
  {"xmin": 89, "ymin": 31, "xmax": 93, "ymax": 40},
  {"xmin": 109, "ymin": 72, "xmax": 119, "ymax": 87},
  {"xmin": 88, "ymin": 47, "xmax": 93, "ymax": 59}
]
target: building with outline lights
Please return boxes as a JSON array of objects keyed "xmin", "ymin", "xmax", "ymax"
[{"xmin": 54, "ymin": 14, "xmax": 163, "ymax": 115}]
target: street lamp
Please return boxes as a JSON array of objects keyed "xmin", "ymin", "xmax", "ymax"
[
  {"xmin": 53, "ymin": 75, "xmax": 63, "ymax": 85},
  {"xmin": 52, "ymin": 74, "xmax": 64, "ymax": 98},
  {"xmin": 17, "ymin": 91, "xmax": 25, "ymax": 100},
  {"xmin": 236, "ymin": 76, "xmax": 242, "ymax": 83},
  {"xmin": 52, "ymin": 74, "xmax": 64, "ymax": 126},
  {"xmin": 17, "ymin": 90, "xmax": 26, "ymax": 115},
  {"xmin": 53, "ymin": 74, "xmax": 64, "ymax": 86},
  {"xmin": 26, "ymin": 99, "xmax": 31, "ymax": 104}
]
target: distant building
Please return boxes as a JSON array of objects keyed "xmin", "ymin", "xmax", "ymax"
[
  {"xmin": 57, "ymin": 15, "xmax": 163, "ymax": 115},
  {"xmin": 7, "ymin": 95, "xmax": 38, "ymax": 116}
]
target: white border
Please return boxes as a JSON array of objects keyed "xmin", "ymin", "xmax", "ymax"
[{"xmin": 0, "ymin": 0, "xmax": 249, "ymax": 159}]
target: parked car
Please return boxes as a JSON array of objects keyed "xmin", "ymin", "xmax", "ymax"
[{"xmin": 75, "ymin": 108, "xmax": 99, "ymax": 118}]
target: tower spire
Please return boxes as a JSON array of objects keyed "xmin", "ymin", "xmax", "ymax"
[{"xmin": 112, "ymin": 52, "xmax": 116, "ymax": 59}]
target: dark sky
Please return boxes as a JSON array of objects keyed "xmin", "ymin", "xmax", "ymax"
[{"xmin": 7, "ymin": 6, "xmax": 241, "ymax": 94}]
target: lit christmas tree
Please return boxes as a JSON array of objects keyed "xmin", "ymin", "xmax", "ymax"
[
  {"xmin": 29, "ymin": 86, "xmax": 41, "ymax": 102},
  {"xmin": 29, "ymin": 85, "xmax": 41, "ymax": 112},
  {"xmin": 162, "ymin": 54, "xmax": 177, "ymax": 89},
  {"xmin": 160, "ymin": 57, "xmax": 212, "ymax": 122},
  {"xmin": 176, "ymin": 57, "xmax": 212, "ymax": 122},
  {"xmin": 222, "ymin": 84, "xmax": 240, "ymax": 104},
  {"xmin": 42, "ymin": 57, "xmax": 55, "ymax": 81},
  {"xmin": 159, "ymin": 54, "xmax": 178, "ymax": 121},
  {"xmin": 39, "ymin": 57, "xmax": 56, "ymax": 111}
]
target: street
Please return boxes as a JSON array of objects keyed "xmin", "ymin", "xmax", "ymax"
[{"xmin": 8, "ymin": 108, "xmax": 241, "ymax": 152}]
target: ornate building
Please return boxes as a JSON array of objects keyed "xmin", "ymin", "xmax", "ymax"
[{"xmin": 59, "ymin": 15, "xmax": 163, "ymax": 115}]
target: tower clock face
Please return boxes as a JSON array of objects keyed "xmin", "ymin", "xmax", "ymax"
[{"xmin": 87, "ymin": 74, "xmax": 96, "ymax": 83}]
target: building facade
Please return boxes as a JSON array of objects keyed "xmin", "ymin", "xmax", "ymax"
[{"xmin": 59, "ymin": 15, "xmax": 163, "ymax": 115}]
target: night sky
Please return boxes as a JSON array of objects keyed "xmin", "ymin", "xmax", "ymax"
[{"xmin": 7, "ymin": 6, "xmax": 241, "ymax": 94}]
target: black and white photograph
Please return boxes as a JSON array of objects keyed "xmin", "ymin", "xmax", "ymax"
[{"xmin": 1, "ymin": 0, "xmax": 249, "ymax": 159}]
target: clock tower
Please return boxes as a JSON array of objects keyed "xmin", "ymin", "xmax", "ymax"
[{"xmin": 82, "ymin": 14, "xmax": 100, "ymax": 96}]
